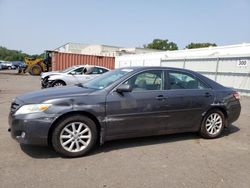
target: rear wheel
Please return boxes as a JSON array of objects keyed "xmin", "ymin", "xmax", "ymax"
[
  {"xmin": 29, "ymin": 64, "xmax": 42, "ymax": 75},
  {"xmin": 52, "ymin": 115, "xmax": 97, "ymax": 157},
  {"xmin": 200, "ymin": 109, "xmax": 225, "ymax": 138}
]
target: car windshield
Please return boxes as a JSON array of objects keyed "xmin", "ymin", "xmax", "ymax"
[
  {"xmin": 83, "ymin": 68, "xmax": 134, "ymax": 90},
  {"xmin": 60, "ymin": 66, "xmax": 77, "ymax": 73}
]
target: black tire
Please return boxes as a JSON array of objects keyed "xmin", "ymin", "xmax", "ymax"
[
  {"xmin": 52, "ymin": 115, "xmax": 97, "ymax": 157},
  {"xmin": 29, "ymin": 64, "xmax": 42, "ymax": 75},
  {"xmin": 52, "ymin": 80, "xmax": 66, "ymax": 87},
  {"xmin": 200, "ymin": 109, "xmax": 225, "ymax": 139}
]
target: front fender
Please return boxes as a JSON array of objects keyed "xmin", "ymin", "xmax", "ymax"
[{"xmin": 45, "ymin": 95, "xmax": 107, "ymax": 144}]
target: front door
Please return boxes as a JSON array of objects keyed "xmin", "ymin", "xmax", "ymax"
[{"xmin": 105, "ymin": 70, "xmax": 169, "ymax": 138}]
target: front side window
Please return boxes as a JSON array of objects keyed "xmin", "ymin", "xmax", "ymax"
[
  {"xmin": 124, "ymin": 70, "xmax": 163, "ymax": 91},
  {"xmin": 70, "ymin": 67, "xmax": 84, "ymax": 75},
  {"xmin": 168, "ymin": 71, "xmax": 207, "ymax": 90},
  {"xmin": 61, "ymin": 66, "xmax": 76, "ymax": 73}
]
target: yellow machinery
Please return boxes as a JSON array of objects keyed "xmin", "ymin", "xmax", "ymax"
[{"xmin": 21, "ymin": 50, "xmax": 52, "ymax": 76}]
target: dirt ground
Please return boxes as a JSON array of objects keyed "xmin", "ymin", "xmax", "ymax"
[{"xmin": 0, "ymin": 70, "xmax": 250, "ymax": 188}]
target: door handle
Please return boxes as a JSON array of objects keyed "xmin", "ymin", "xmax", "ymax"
[
  {"xmin": 155, "ymin": 95, "xmax": 166, "ymax": 100},
  {"xmin": 204, "ymin": 92, "xmax": 212, "ymax": 97}
]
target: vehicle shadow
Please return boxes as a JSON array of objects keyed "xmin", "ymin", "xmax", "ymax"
[
  {"xmin": 20, "ymin": 145, "xmax": 60, "ymax": 158},
  {"xmin": 221, "ymin": 124, "xmax": 240, "ymax": 136},
  {"xmin": 20, "ymin": 124, "xmax": 240, "ymax": 159},
  {"xmin": 0, "ymin": 70, "xmax": 29, "ymax": 76}
]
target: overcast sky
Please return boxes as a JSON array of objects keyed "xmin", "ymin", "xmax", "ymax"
[{"xmin": 0, "ymin": 0, "xmax": 249, "ymax": 54}]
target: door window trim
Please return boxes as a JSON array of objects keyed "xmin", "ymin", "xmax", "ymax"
[{"xmin": 110, "ymin": 69, "xmax": 166, "ymax": 93}]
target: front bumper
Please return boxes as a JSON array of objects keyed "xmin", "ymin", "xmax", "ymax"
[
  {"xmin": 41, "ymin": 77, "xmax": 53, "ymax": 89},
  {"xmin": 9, "ymin": 112, "xmax": 55, "ymax": 146}
]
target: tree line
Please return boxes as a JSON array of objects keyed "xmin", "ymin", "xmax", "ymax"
[
  {"xmin": 0, "ymin": 40, "xmax": 217, "ymax": 61},
  {"xmin": 144, "ymin": 39, "xmax": 217, "ymax": 51},
  {"xmin": 0, "ymin": 46, "xmax": 43, "ymax": 61}
]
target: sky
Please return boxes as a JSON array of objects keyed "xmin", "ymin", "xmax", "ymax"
[{"xmin": 0, "ymin": 0, "xmax": 250, "ymax": 54}]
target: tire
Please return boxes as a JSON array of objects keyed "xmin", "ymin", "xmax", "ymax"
[
  {"xmin": 29, "ymin": 64, "xmax": 42, "ymax": 75},
  {"xmin": 200, "ymin": 109, "xmax": 225, "ymax": 139},
  {"xmin": 52, "ymin": 80, "xmax": 66, "ymax": 87},
  {"xmin": 52, "ymin": 115, "xmax": 97, "ymax": 157}
]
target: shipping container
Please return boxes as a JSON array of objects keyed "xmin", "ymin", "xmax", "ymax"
[{"xmin": 51, "ymin": 52, "xmax": 115, "ymax": 71}]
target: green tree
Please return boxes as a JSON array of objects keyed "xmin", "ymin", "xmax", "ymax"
[
  {"xmin": 144, "ymin": 39, "xmax": 178, "ymax": 51},
  {"xmin": 0, "ymin": 46, "xmax": 43, "ymax": 61},
  {"xmin": 185, "ymin": 43, "xmax": 217, "ymax": 49},
  {"xmin": 0, "ymin": 46, "xmax": 26, "ymax": 61}
]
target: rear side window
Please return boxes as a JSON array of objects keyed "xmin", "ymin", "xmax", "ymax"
[
  {"xmin": 87, "ymin": 67, "xmax": 109, "ymax": 74},
  {"xmin": 168, "ymin": 71, "xmax": 208, "ymax": 90},
  {"xmin": 99, "ymin": 68, "xmax": 109, "ymax": 74}
]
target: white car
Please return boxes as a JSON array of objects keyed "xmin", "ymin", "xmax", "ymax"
[{"xmin": 41, "ymin": 65, "xmax": 109, "ymax": 88}]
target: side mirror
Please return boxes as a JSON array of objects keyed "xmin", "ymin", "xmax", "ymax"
[{"xmin": 116, "ymin": 84, "xmax": 132, "ymax": 93}]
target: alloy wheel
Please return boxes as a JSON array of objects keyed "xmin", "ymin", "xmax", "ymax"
[
  {"xmin": 59, "ymin": 122, "xmax": 91, "ymax": 152},
  {"xmin": 205, "ymin": 113, "xmax": 223, "ymax": 135},
  {"xmin": 54, "ymin": 82, "xmax": 64, "ymax": 87}
]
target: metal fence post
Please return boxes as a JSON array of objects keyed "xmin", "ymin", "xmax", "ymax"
[{"xmin": 215, "ymin": 58, "xmax": 220, "ymax": 81}]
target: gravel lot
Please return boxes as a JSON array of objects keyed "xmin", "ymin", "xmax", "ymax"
[{"xmin": 0, "ymin": 70, "xmax": 250, "ymax": 188}]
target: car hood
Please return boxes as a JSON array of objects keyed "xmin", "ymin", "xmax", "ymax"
[
  {"xmin": 16, "ymin": 86, "xmax": 96, "ymax": 104},
  {"xmin": 41, "ymin": 71, "xmax": 60, "ymax": 78}
]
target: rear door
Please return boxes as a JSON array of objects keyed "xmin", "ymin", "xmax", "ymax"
[{"xmin": 165, "ymin": 70, "xmax": 214, "ymax": 131}]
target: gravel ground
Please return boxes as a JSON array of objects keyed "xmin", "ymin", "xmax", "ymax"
[{"xmin": 0, "ymin": 70, "xmax": 249, "ymax": 188}]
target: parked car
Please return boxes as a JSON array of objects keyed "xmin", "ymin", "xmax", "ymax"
[
  {"xmin": 1, "ymin": 62, "xmax": 15, "ymax": 69},
  {"xmin": 11, "ymin": 61, "xmax": 27, "ymax": 69},
  {"xmin": 9, "ymin": 67, "xmax": 241, "ymax": 157},
  {"xmin": 41, "ymin": 65, "xmax": 109, "ymax": 88},
  {"xmin": 0, "ymin": 62, "xmax": 2, "ymax": 70}
]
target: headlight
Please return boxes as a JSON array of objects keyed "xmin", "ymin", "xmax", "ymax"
[{"xmin": 15, "ymin": 104, "xmax": 52, "ymax": 115}]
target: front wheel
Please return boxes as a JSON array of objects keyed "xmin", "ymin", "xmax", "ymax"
[
  {"xmin": 52, "ymin": 80, "xmax": 66, "ymax": 87},
  {"xmin": 52, "ymin": 115, "xmax": 97, "ymax": 157},
  {"xmin": 200, "ymin": 110, "xmax": 225, "ymax": 139},
  {"xmin": 29, "ymin": 64, "xmax": 42, "ymax": 75}
]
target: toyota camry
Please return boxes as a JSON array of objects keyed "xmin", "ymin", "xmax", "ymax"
[{"xmin": 9, "ymin": 67, "xmax": 241, "ymax": 157}]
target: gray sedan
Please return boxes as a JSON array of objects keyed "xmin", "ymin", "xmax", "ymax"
[{"xmin": 9, "ymin": 67, "xmax": 241, "ymax": 157}]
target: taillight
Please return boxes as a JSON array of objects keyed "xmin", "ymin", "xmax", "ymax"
[{"xmin": 233, "ymin": 91, "xmax": 240, "ymax": 100}]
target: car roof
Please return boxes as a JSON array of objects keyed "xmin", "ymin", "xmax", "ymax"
[
  {"xmin": 118, "ymin": 66, "xmax": 195, "ymax": 73},
  {"xmin": 72, "ymin": 65, "xmax": 109, "ymax": 70}
]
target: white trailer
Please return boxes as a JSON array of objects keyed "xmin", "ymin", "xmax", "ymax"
[{"xmin": 115, "ymin": 43, "xmax": 250, "ymax": 96}]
